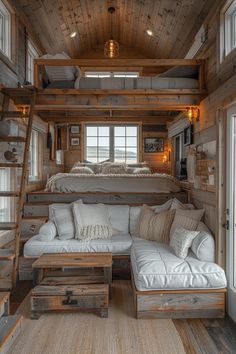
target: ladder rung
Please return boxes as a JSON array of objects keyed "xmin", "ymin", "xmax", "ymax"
[
  {"xmin": 0, "ymin": 111, "xmax": 29, "ymax": 118},
  {"xmin": 0, "ymin": 136, "xmax": 26, "ymax": 142},
  {"xmin": 0, "ymin": 192, "xmax": 20, "ymax": 197},
  {"xmin": 0, "ymin": 249, "xmax": 15, "ymax": 260},
  {"xmin": 0, "ymin": 163, "xmax": 23, "ymax": 168},
  {"xmin": 0, "ymin": 222, "xmax": 17, "ymax": 230}
]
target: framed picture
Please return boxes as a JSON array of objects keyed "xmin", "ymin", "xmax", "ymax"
[
  {"xmin": 144, "ymin": 137, "xmax": 164, "ymax": 153},
  {"xmin": 71, "ymin": 138, "xmax": 80, "ymax": 146},
  {"xmin": 70, "ymin": 125, "xmax": 80, "ymax": 134},
  {"xmin": 183, "ymin": 125, "xmax": 193, "ymax": 146}
]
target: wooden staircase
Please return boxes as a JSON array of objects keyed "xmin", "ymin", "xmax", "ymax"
[
  {"xmin": 0, "ymin": 293, "xmax": 22, "ymax": 354},
  {"xmin": 0, "ymin": 88, "xmax": 36, "ymax": 288}
]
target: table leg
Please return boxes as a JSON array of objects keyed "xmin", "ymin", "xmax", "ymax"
[
  {"xmin": 104, "ymin": 267, "xmax": 112, "ymax": 299},
  {"xmin": 33, "ymin": 268, "xmax": 44, "ymax": 286}
]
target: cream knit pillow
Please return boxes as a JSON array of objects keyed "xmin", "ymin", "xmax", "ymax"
[
  {"xmin": 169, "ymin": 208, "xmax": 204, "ymax": 239},
  {"xmin": 135, "ymin": 205, "xmax": 175, "ymax": 243}
]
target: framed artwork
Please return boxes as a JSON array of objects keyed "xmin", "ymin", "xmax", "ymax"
[
  {"xmin": 183, "ymin": 125, "xmax": 193, "ymax": 146},
  {"xmin": 70, "ymin": 125, "xmax": 80, "ymax": 134},
  {"xmin": 144, "ymin": 137, "xmax": 164, "ymax": 153},
  {"xmin": 71, "ymin": 138, "xmax": 80, "ymax": 146}
]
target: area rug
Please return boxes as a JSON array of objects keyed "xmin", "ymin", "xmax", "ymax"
[{"xmin": 8, "ymin": 280, "xmax": 186, "ymax": 354}]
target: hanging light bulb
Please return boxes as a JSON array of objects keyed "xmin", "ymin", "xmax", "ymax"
[{"xmin": 104, "ymin": 7, "xmax": 119, "ymax": 58}]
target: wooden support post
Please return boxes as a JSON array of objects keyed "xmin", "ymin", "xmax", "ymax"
[{"xmin": 104, "ymin": 267, "xmax": 112, "ymax": 299}]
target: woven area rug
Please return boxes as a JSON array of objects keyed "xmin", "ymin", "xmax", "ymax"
[{"xmin": 8, "ymin": 280, "xmax": 186, "ymax": 354}]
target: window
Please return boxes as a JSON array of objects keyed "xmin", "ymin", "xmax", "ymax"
[
  {"xmin": 221, "ymin": 0, "xmax": 236, "ymax": 60},
  {"xmin": 0, "ymin": 0, "xmax": 11, "ymax": 59},
  {"xmin": 27, "ymin": 40, "xmax": 39, "ymax": 84},
  {"xmin": 85, "ymin": 71, "xmax": 139, "ymax": 78},
  {"xmin": 0, "ymin": 168, "xmax": 11, "ymax": 221},
  {"xmin": 85, "ymin": 125, "xmax": 138, "ymax": 163},
  {"xmin": 29, "ymin": 130, "xmax": 39, "ymax": 180}
]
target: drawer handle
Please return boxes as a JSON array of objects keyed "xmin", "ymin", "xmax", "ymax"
[{"xmin": 62, "ymin": 291, "xmax": 78, "ymax": 305}]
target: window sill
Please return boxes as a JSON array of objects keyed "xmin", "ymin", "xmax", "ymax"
[{"xmin": 0, "ymin": 50, "xmax": 17, "ymax": 75}]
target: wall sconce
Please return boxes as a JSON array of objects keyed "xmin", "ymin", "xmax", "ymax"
[
  {"xmin": 163, "ymin": 154, "xmax": 168, "ymax": 163},
  {"xmin": 187, "ymin": 107, "xmax": 199, "ymax": 123}
]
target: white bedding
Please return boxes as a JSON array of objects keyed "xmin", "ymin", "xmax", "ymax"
[
  {"xmin": 46, "ymin": 173, "xmax": 180, "ymax": 193},
  {"xmin": 131, "ymin": 238, "xmax": 227, "ymax": 291}
]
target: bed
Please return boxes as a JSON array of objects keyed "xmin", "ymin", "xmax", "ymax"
[{"xmin": 45, "ymin": 173, "xmax": 180, "ymax": 193}]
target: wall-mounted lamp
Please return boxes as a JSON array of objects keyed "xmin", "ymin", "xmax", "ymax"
[{"xmin": 187, "ymin": 107, "xmax": 199, "ymax": 123}]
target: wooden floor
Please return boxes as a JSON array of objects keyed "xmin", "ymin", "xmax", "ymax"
[{"xmin": 9, "ymin": 280, "xmax": 236, "ymax": 354}]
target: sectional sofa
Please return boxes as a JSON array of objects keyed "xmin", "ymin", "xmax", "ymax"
[{"xmin": 24, "ymin": 201, "xmax": 227, "ymax": 319}]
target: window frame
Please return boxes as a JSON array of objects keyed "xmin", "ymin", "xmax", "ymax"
[
  {"xmin": 0, "ymin": 0, "xmax": 11, "ymax": 59},
  {"xmin": 84, "ymin": 124, "xmax": 140, "ymax": 164},
  {"xmin": 84, "ymin": 71, "xmax": 140, "ymax": 78},
  {"xmin": 220, "ymin": 0, "xmax": 236, "ymax": 62},
  {"xmin": 27, "ymin": 39, "xmax": 39, "ymax": 84},
  {"xmin": 29, "ymin": 129, "xmax": 39, "ymax": 181}
]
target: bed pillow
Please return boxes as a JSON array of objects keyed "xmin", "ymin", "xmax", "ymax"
[
  {"xmin": 38, "ymin": 220, "xmax": 57, "ymax": 242},
  {"xmin": 191, "ymin": 222, "xmax": 215, "ymax": 262},
  {"xmin": 132, "ymin": 167, "xmax": 151, "ymax": 174},
  {"xmin": 73, "ymin": 203, "xmax": 113, "ymax": 240},
  {"xmin": 70, "ymin": 166, "xmax": 94, "ymax": 174},
  {"xmin": 170, "ymin": 227, "xmax": 200, "ymax": 259},
  {"xmin": 135, "ymin": 205, "xmax": 175, "ymax": 243},
  {"xmin": 169, "ymin": 208, "xmax": 205, "ymax": 239},
  {"xmin": 170, "ymin": 198, "xmax": 195, "ymax": 210},
  {"xmin": 101, "ymin": 163, "xmax": 127, "ymax": 175}
]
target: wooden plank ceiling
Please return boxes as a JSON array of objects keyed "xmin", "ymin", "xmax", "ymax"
[{"xmin": 15, "ymin": 0, "xmax": 218, "ymax": 59}]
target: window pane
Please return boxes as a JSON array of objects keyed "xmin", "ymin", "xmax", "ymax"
[
  {"xmin": 98, "ymin": 137, "xmax": 109, "ymax": 146},
  {"xmin": 114, "ymin": 147, "xmax": 126, "ymax": 158},
  {"xmin": 126, "ymin": 126, "xmax": 137, "ymax": 136},
  {"xmin": 126, "ymin": 137, "xmax": 137, "ymax": 147},
  {"xmin": 98, "ymin": 147, "xmax": 109, "ymax": 158},
  {"xmin": 87, "ymin": 126, "xmax": 97, "ymax": 136},
  {"xmin": 115, "ymin": 126, "xmax": 125, "ymax": 136},
  {"xmin": 126, "ymin": 157, "xmax": 137, "ymax": 164},
  {"xmin": 98, "ymin": 126, "xmax": 109, "ymax": 136},
  {"xmin": 126, "ymin": 148, "xmax": 137, "ymax": 158},
  {"xmin": 115, "ymin": 137, "xmax": 125, "ymax": 147},
  {"xmin": 87, "ymin": 137, "xmax": 97, "ymax": 146}
]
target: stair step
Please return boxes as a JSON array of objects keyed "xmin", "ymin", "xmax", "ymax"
[
  {"xmin": 0, "ymin": 315, "xmax": 22, "ymax": 353},
  {"xmin": 0, "ymin": 136, "xmax": 26, "ymax": 142},
  {"xmin": 0, "ymin": 249, "xmax": 15, "ymax": 260},
  {"xmin": 0, "ymin": 192, "xmax": 20, "ymax": 197},
  {"xmin": 24, "ymin": 203, "xmax": 49, "ymax": 217},
  {"xmin": 0, "ymin": 223, "xmax": 17, "ymax": 231},
  {"xmin": 0, "ymin": 163, "xmax": 23, "ymax": 168}
]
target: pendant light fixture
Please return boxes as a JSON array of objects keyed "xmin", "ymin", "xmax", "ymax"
[{"xmin": 104, "ymin": 7, "xmax": 119, "ymax": 58}]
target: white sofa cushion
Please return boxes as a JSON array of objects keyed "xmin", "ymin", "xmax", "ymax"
[
  {"xmin": 170, "ymin": 227, "xmax": 200, "ymax": 259},
  {"xmin": 24, "ymin": 233, "xmax": 132, "ymax": 258},
  {"xmin": 50, "ymin": 204, "xmax": 75, "ymax": 240},
  {"xmin": 73, "ymin": 203, "xmax": 113, "ymax": 240},
  {"xmin": 191, "ymin": 222, "xmax": 215, "ymax": 262},
  {"xmin": 107, "ymin": 205, "xmax": 130, "ymax": 235},
  {"xmin": 38, "ymin": 220, "xmax": 57, "ymax": 242},
  {"xmin": 169, "ymin": 208, "xmax": 204, "ymax": 238},
  {"xmin": 129, "ymin": 200, "xmax": 173, "ymax": 235},
  {"xmin": 131, "ymin": 237, "xmax": 227, "ymax": 291}
]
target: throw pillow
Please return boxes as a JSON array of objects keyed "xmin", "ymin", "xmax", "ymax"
[
  {"xmin": 170, "ymin": 197, "xmax": 195, "ymax": 210},
  {"xmin": 170, "ymin": 227, "xmax": 200, "ymax": 259},
  {"xmin": 101, "ymin": 163, "xmax": 127, "ymax": 174},
  {"xmin": 73, "ymin": 203, "xmax": 113, "ymax": 240},
  {"xmin": 38, "ymin": 220, "xmax": 57, "ymax": 242},
  {"xmin": 135, "ymin": 205, "xmax": 175, "ymax": 243},
  {"xmin": 132, "ymin": 167, "xmax": 151, "ymax": 174},
  {"xmin": 169, "ymin": 208, "xmax": 204, "ymax": 239}
]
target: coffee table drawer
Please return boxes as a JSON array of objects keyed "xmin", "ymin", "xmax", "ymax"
[{"xmin": 31, "ymin": 284, "xmax": 109, "ymax": 319}]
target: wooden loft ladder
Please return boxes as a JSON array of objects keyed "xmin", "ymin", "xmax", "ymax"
[{"xmin": 0, "ymin": 89, "xmax": 35, "ymax": 288}]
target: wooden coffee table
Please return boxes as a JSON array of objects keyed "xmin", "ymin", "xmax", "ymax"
[{"xmin": 31, "ymin": 252, "xmax": 112, "ymax": 319}]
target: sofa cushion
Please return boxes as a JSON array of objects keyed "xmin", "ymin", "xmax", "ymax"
[
  {"xmin": 170, "ymin": 197, "xmax": 195, "ymax": 210},
  {"xmin": 50, "ymin": 204, "xmax": 75, "ymax": 240},
  {"xmin": 107, "ymin": 205, "xmax": 130, "ymax": 235},
  {"xmin": 191, "ymin": 222, "xmax": 215, "ymax": 262},
  {"xmin": 131, "ymin": 237, "xmax": 227, "ymax": 291},
  {"xmin": 24, "ymin": 233, "xmax": 132, "ymax": 257},
  {"xmin": 38, "ymin": 220, "xmax": 57, "ymax": 242},
  {"xmin": 129, "ymin": 200, "xmax": 173, "ymax": 235},
  {"xmin": 169, "ymin": 208, "xmax": 204, "ymax": 238},
  {"xmin": 170, "ymin": 227, "xmax": 200, "ymax": 259},
  {"xmin": 135, "ymin": 205, "xmax": 175, "ymax": 243}
]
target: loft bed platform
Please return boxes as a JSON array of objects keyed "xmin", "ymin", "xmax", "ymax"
[{"xmin": 1, "ymin": 59, "xmax": 207, "ymax": 118}]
